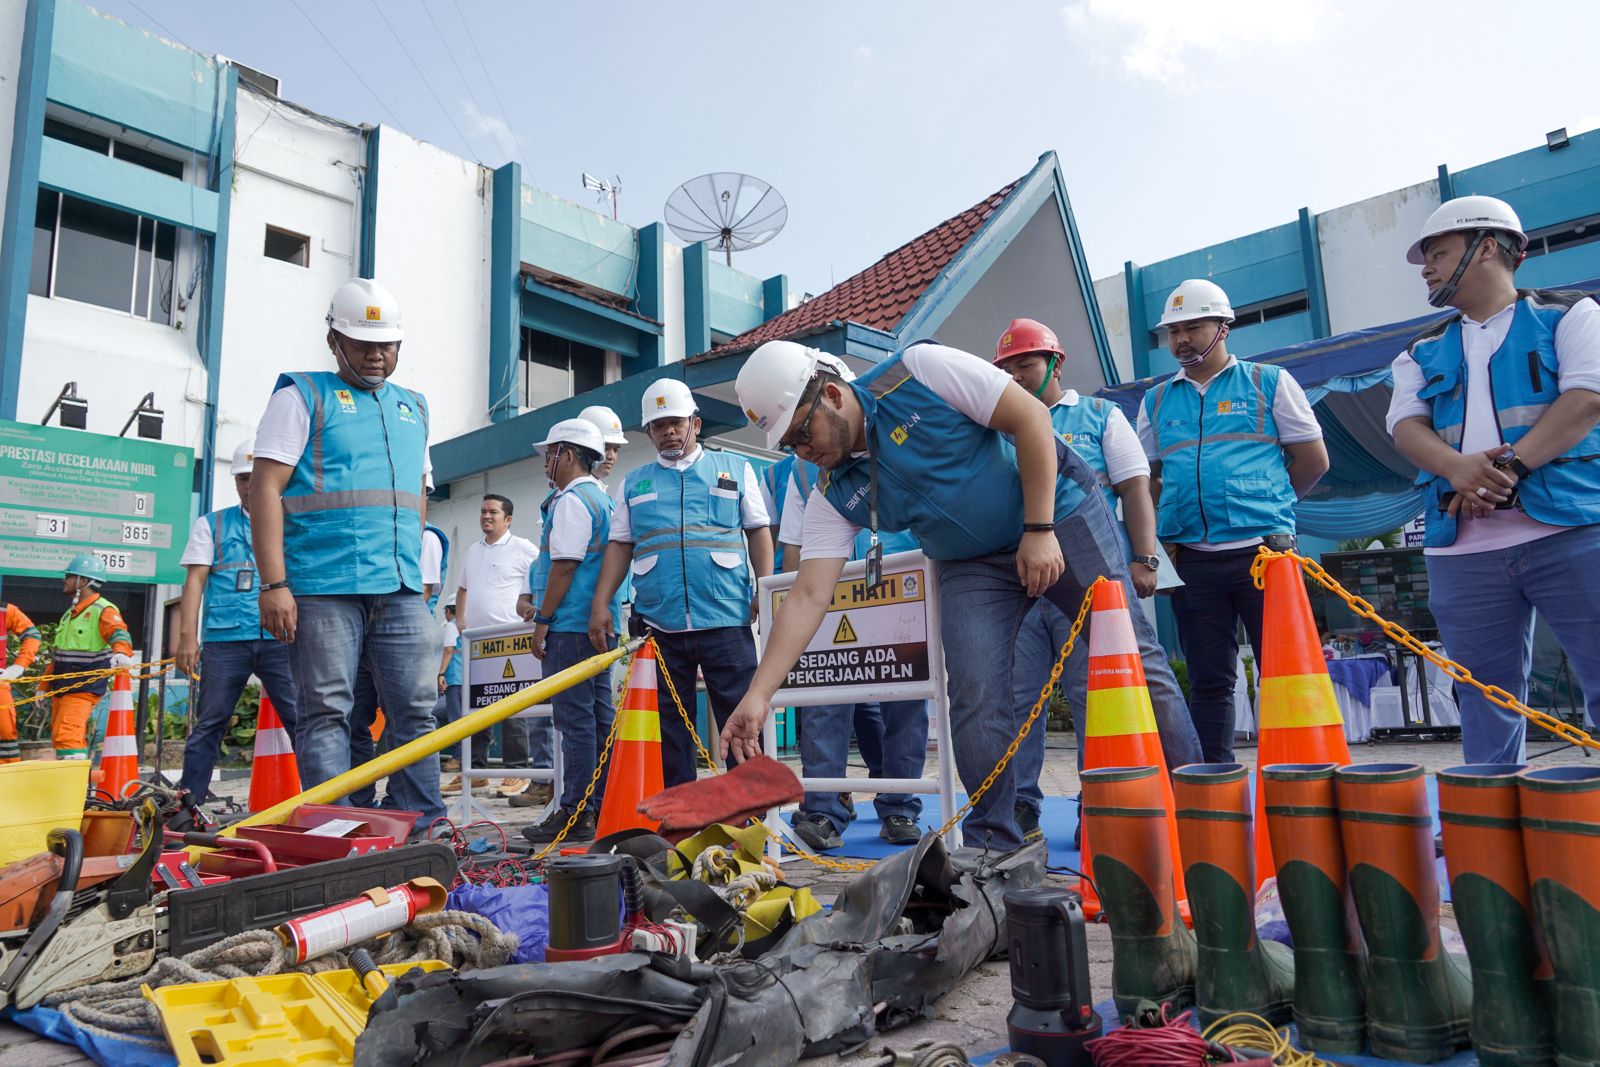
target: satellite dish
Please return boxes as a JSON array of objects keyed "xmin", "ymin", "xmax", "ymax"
[{"xmin": 665, "ymin": 172, "xmax": 787, "ymax": 266}]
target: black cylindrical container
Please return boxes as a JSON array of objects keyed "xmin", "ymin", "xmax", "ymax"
[
  {"xmin": 1004, "ymin": 887, "xmax": 1101, "ymax": 1066},
  {"xmin": 546, "ymin": 854, "xmax": 624, "ymax": 962}
]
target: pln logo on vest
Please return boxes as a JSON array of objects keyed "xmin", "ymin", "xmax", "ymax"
[
  {"xmin": 1215, "ymin": 400, "xmax": 1234, "ymax": 414},
  {"xmin": 1060, "ymin": 432, "xmax": 1076, "ymax": 444},
  {"xmin": 334, "ymin": 389, "xmax": 357, "ymax": 412},
  {"xmin": 888, "ymin": 413, "xmax": 921, "ymax": 446},
  {"xmin": 395, "ymin": 400, "xmax": 418, "ymax": 424}
]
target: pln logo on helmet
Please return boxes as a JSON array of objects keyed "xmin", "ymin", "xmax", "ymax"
[
  {"xmin": 1170, "ymin": 295, "xmax": 1184, "ymax": 310},
  {"xmin": 365, "ymin": 305, "xmax": 383, "ymax": 322}
]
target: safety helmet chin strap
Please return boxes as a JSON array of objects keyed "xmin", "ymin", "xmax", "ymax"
[
  {"xmin": 1176, "ymin": 321, "xmax": 1228, "ymax": 367},
  {"xmin": 1029, "ymin": 354, "xmax": 1061, "ymax": 399},
  {"xmin": 1427, "ymin": 230, "xmax": 1492, "ymax": 309},
  {"xmin": 332, "ymin": 334, "xmax": 396, "ymax": 390}
]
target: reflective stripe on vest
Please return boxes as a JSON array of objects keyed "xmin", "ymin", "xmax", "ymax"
[
  {"xmin": 56, "ymin": 598, "xmax": 116, "ymax": 698},
  {"xmin": 819, "ymin": 348, "xmax": 1086, "ymax": 561},
  {"xmin": 533, "ymin": 480, "xmax": 620, "ymax": 633},
  {"xmin": 202, "ymin": 506, "xmax": 266, "ymax": 642},
  {"xmin": 1408, "ymin": 289, "xmax": 1600, "ymax": 547},
  {"xmin": 623, "ymin": 453, "xmax": 751, "ymax": 630},
  {"xmin": 1144, "ymin": 360, "xmax": 1297, "ymax": 543},
  {"xmin": 277, "ymin": 372, "xmax": 430, "ymax": 595}
]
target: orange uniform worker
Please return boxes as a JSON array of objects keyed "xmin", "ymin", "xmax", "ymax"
[
  {"xmin": 0, "ymin": 601, "xmax": 43, "ymax": 763},
  {"xmin": 43, "ymin": 554, "xmax": 134, "ymax": 760}
]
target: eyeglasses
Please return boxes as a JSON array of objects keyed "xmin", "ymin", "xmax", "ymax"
[{"xmin": 778, "ymin": 388, "xmax": 824, "ymax": 455}]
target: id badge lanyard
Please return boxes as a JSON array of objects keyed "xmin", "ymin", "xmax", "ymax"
[{"xmin": 865, "ymin": 448, "xmax": 884, "ymax": 591}]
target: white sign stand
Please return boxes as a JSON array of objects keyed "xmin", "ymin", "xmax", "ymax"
[
  {"xmin": 757, "ymin": 549, "xmax": 960, "ymax": 859},
  {"xmin": 458, "ymin": 620, "xmax": 562, "ymax": 825}
]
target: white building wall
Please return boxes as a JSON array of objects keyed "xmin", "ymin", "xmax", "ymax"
[
  {"xmin": 0, "ymin": 0, "xmax": 25, "ymax": 222},
  {"xmin": 371, "ymin": 128, "xmax": 492, "ymax": 445},
  {"xmin": 216, "ymin": 88, "xmax": 363, "ymax": 506},
  {"xmin": 663, "ymin": 242, "xmax": 685, "ymax": 365},
  {"xmin": 1093, "ymin": 274, "xmax": 1135, "ymax": 383},
  {"xmin": 1318, "ymin": 180, "xmax": 1442, "ymax": 334}
]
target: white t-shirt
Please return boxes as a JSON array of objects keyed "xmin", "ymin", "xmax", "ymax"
[
  {"xmin": 441, "ymin": 618, "xmax": 459, "ymax": 652},
  {"xmin": 545, "ymin": 476, "xmax": 606, "ymax": 561},
  {"xmin": 1386, "ymin": 296, "xmax": 1600, "ymax": 556},
  {"xmin": 420, "ymin": 528, "xmax": 443, "ymax": 587},
  {"xmin": 255, "ymin": 384, "xmax": 434, "ymax": 489},
  {"xmin": 798, "ymin": 344, "xmax": 1013, "ymax": 561},
  {"xmin": 180, "ymin": 511, "xmax": 220, "ymax": 567},
  {"xmin": 609, "ymin": 446, "xmax": 770, "ymax": 542},
  {"xmin": 1058, "ymin": 390, "xmax": 1149, "ymax": 485},
  {"xmin": 457, "ymin": 530, "xmax": 540, "ymax": 629},
  {"xmin": 1134, "ymin": 356, "xmax": 1322, "ymax": 551}
]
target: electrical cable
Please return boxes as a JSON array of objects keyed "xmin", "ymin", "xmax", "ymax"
[
  {"xmin": 366, "ymin": 0, "xmax": 477, "ymax": 159},
  {"xmin": 449, "ymin": 0, "xmax": 533, "ymax": 172},
  {"xmin": 416, "ymin": 0, "xmax": 518, "ymax": 165},
  {"xmin": 1202, "ymin": 1012, "xmax": 1333, "ymax": 1066},
  {"xmin": 1082, "ymin": 1005, "xmax": 1226, "ymax": 1066},
  {"xmin": 287, "ymin": 0, "xmax": 404, "ymax": 129}
]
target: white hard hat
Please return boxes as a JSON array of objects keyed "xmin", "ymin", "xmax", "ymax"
[
  {"xmin": 1406, "ymin": 195, "xmax": 1527, "ymax": 265},
  {"xmin": 229, "ymin": 439, "xmax": 255, "ymax": 476},
  {"xmin": 1159, "ymin": 279, "xmax": 1234, "ymax": 327},
  {"xmin": 641, "ymin": 379, "xmax": 696, "ymax": 425},
  {"xmin": 736, "ymin": 340, "xmax": 836, "ymax": 450},
  {"xmin": 326, "ymin": 278, "xmax": 404, "ymax": 343},
  {"xmin": 813, "ymin": 352, "xmax": 856, "ymax": 383},
  {"xmin": 577, "ymin": 404, "xmax": 628, "ymax": 445},
  {"xmin": 535, "ymin": 417, "xmax": 607, "ymax": 456}
]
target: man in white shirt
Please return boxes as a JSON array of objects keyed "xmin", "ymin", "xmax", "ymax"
[
  {"xmin": 995, "ymin": 320, "xmax": 1200, "ymax": 843},
  {"xmin": 1387, "ymin": 195, "xmax": 1600, "ymax": 764},
  {"xmin": 589, "ymin": 379, "xmax": 773, "ymax": 787},
  {"xmin": 1137, "ymin": 280, "xmax": 1329, "ymax": 762},
  {"xmin": 447, "ymin": 493, "xmax": 543, "ymax": 798},
  {"xmin": 723, "ymin": 339, "xmax": 1141, "ymax": 852}
]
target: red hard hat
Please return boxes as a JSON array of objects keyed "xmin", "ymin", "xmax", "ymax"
[{"xmin": 994, "ymin": 318, "xmax": 1064, "ymax": 364}]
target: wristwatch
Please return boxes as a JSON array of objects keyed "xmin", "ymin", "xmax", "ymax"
[
  {"xmin": 259, "ymin": 580, "xmax": 291, "ymax": 593},
  {"xmin": 1493, "ymin": 447, "xmax": 1533, "ymax": 479},
  {"xmin": 1131, "ymin": 554, "xmax": 1161, "ymax": 571},
  {"xmin": 533, "ymin": 614, "xmax": 555, "ymax": 626}
]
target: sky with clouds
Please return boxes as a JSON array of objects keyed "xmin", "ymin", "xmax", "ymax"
[{"xmin": 93, "ymin": 0, "xmax": 1600, "ymax": 298}]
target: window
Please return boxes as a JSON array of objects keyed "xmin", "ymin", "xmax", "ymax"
[
  {"xmin": 1148, "ymin": 291, "xmax": 1309, "ymax": 348},
  {"xmin": 29, "ymin": 188, "xmax": 178, "ymax": 323},
  {"xmin": 1524, "ymin": 213, "xmax": 1600, "ymax": 259},
  {"xmin": 263, "ymin": 226, "xmax": 310, "ymax": 267},
  {"xmin": 43, "ymin": 119, "xmax": 186, "ymax": 179},
  {"xmin": 521, "ymin": 328, "xmax": 607, "ymax": 410}
]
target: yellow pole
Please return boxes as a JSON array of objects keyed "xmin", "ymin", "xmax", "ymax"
[{"xmin": 191, "ymin": 637, "xmax": 640, "ymax": 854}]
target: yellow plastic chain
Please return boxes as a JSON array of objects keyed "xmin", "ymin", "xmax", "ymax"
[
  {"xmin": 1252, "ymin": 546, "xmax": 1599, "ymax": 753},
  {"xmin": 518, "ymin": 661, "xmax": 631, "ymax": 862},
  {"xmin": 652, "ymin": 583, "xmax": 1103, "ymax": 871},
  {"xmin": 2, "ymin": 658, "xmax": 178, "ymax": 712}
]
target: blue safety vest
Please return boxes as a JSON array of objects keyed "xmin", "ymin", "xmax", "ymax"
[
  {"xmin": 818, "ymin": 347, "xmax": 1088, "ymax": 561},
  {"xmin": 528, "ymin": 480, "xmax": 623, "ymax": 633},
  {"xmin": 1052, "ymin": 396, "xmax": 1133, "ymax": 556},
  {"xmin": 201, "ymin": 506, "xmax": 267, "ymax": 643},
  {"xmin": 423, "ymin": 525, "xmax": 450, "ymax": 613},
  {"xmin": 443, "ymin": 624, "xmax": 463, "ymax": 687},
  {"xmin": 787, "ymin": 457, "xmax": 917, "ymax": 560},
  {"xmin": 622, "ymin": 451, "xmax": 752, "ymax": 630},
  {"xmin": 1142, "ymin": 359, "xmax": 1298, "ymax": 544},
  {"xmin": 1407, "ymin": 289, "xmax": 1600, "ymax": 547},
  {"xmin": 761, "ymin": 455, "xmax": 797, "ymax": 570},
  {"xmin": 276, "ymin": 372, "xmax": 430, "ymax": 596}
]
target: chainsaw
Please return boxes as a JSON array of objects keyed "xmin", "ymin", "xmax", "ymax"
[{"xmin": 0, "ymin": 800, "xmax": 457, "ymax": 1010}]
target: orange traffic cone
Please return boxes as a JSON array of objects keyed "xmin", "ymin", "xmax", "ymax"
[
  {"xmin": 97, "ymin": 670, "xmax": 139, "ymax": 801},
  {"xmin": 248, "ymin": 694, "xmax": 302, "ymax": 812},
  {"xmin": 1253, "ymin": 555, "xmax": 1352, "ymax": 885},
  {"xmin": 595, "ymin": 643, "xmax": 665, "ymax": 838},
  {"xmin": 1078, "ymin": 580, "xmax": 1186, "ymax": 919}
]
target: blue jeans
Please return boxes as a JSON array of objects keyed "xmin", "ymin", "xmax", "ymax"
[
  {"xmin": 179, "ymin": 639, "xmax": 299, "ymax": 801},
  {"xmin": 1427, "ymin": 524, "xmax": 1600, "ymax": 764},
  {"xmin": 650, "ymin": 626, "xmax": 758, "ymax": 787},
  {"xmin": 1171, "ymin": 545, "xmax": 1268, "ymax": 762},
  {"xmin": 545, "ymin": 631, "xmax": 616, "ymax": 810},
  {"xmin": 1010, "ymin": 593, "xmax": 1200, "ymax": 815},
  {"xmin": 288, "ymin": 593, "xmax": 445, "ymax": 822},
  {"xmin": 854, "ymin": 704, "xmax": 885, "ymax": 774},
  {"xmin": 797, "ymin": 700, "xmax": 928, "ymax": 833},
  {"xmin": 437, "ymin": 684, "xmax": 461, "ymax": 761},
  {"xmin": 940, "ymin": 475, "xmax": 1192, "ymax": 851},
  {"xmin": 349, "ymin": 664, "xmax": 382, "ymax": 807}
]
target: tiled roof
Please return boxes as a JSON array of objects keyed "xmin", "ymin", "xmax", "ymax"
[{"xmin": 708, "ymin": 179, "xmax": 1019, "ymax": 356}]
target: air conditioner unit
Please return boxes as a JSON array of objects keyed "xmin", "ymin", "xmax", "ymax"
[{"xmin": 217, "ymin": 55, "xmax": 280, "ymax": 97}]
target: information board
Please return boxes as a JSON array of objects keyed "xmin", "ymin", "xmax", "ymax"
[
  {"xmin": 759, "ymin": 550, "xmax": 936, "ymax": 705},
  {"xmin": 466, "ymin": 623, "xmax": 543, "ymax": 711},
  {"xmin": 0, "ymin": 419, "xmax": 194, "ymax": 584}
]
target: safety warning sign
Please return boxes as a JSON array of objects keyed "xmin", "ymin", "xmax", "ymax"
[
  {"xmin": 467, "ymin": 624, "xmax": 543, "ymax": 711},
  {"xmin": 760, "ymin": 553, "xmax": 934, "ymax": 703}
]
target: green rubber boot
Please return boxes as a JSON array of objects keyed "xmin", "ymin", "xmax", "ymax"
[
  {"xmin": 1520, "ymin": 765, "xmax": 1600, "ymax": 1067},
  {"xmin": 1082, "ymin": 765, "xmax": 1196, "ymax": 1020},
  {"xmin": 1262, "ymin": 763, "xmax": 1367, "ymax": 1054},
  {"xmin": 1337, "ymin": 763, "xmax": 1472, "ymax": 1064},
  {"xmin": 1438, "ymin": 764, "xmax": 1555, "ymax": 1066},
  {"xmin": 1173, "ymin": 763, "xmax": 1295, "ymax": 1028}
]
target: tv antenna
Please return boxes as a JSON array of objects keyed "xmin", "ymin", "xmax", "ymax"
[
  {"xmin": 665, "ymin": 172, "xmax": 787, "ymax": 266},
  {"xmin": 582, "ymin": 172, "xmax": 621, "ymax": 220}
]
